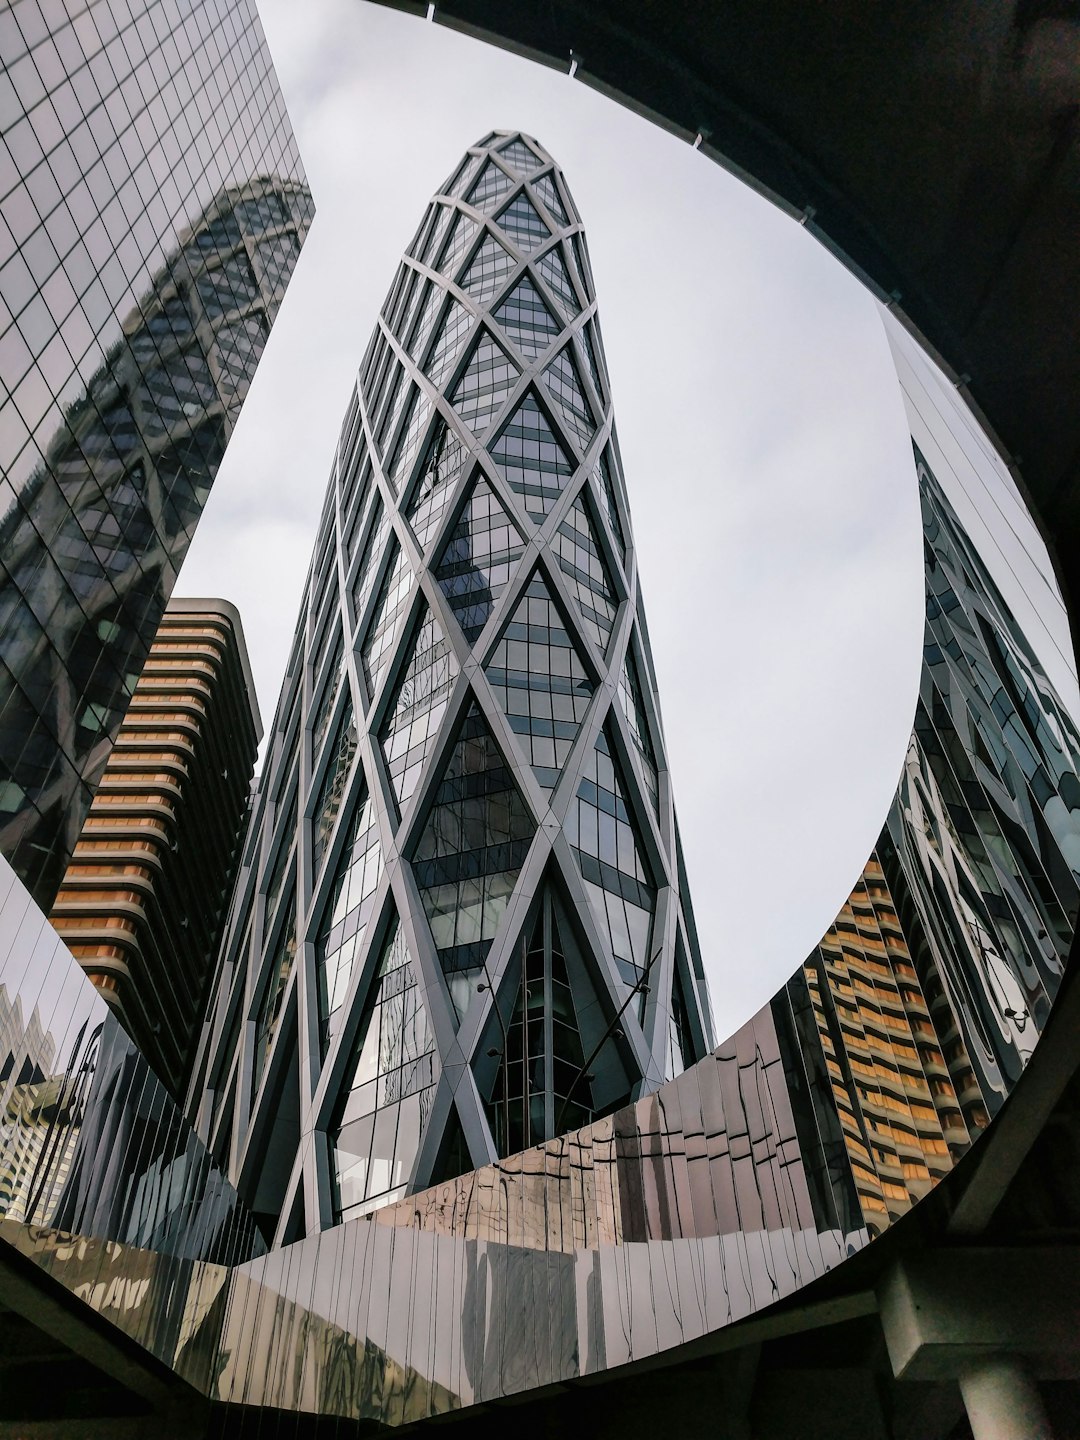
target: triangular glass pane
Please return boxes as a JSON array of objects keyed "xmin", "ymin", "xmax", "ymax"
[
  {"xmin": 362, "ymin": 330, "xmax": 391, "ymax": 413},
  {"xmin": 481, "ymin": 906, "xmax": 543, "ymax": 1152},
  {"xmin": 253, "ymin": 893, "xmax": 296, "ymax": 1091},
  {"xmin": 534, "ymin": 245, "xmax": 580, "ymax": 322},
  {"xmin": 618, "ymin": 647, "xmax": 660, "ymax": 820},
  {"xmin": 388, "ymin": 386, "xmax": 433, "ymax": 493},
  {"xmin": 380, "ymin": 602, "xmax": 459, "ymax": 808},
  {"xmin": 425, "ymin": 300, "xmax": 472, "ymax": 389},
  {"xmin": 581, "ymin": 323, "xmax": 604, "ymax": 401},
  {"xmin": 533, "ymin": 171, "xmax": 568, "ymax": 226},
  {"xmin": 548, "ymin": 907, "xmax": 596, "ymax": 1131},
  {"xmin": 330, "ymin": 912, "xmax": 439, "ymax": 1222},
  {"xmin": 340, "ymin": 433, "xmax": 372, "ymax": 530},
  {"xmin": 351, "ymin": 499, "xmax": 390, "ymax": 624},
  {"xmin": 467, "ymin": 159, "xmax": 514, "ymax": 213},
  {"xmin": 407, "ymin": 202, "xmax": 437, "ymax": 260},
  {"xmin": 450, "ymin": 331, "xmax": 519, "ymax": 436},
  {"xmin": 494, "ymin": 276, "xmax": 560, "ymax": 360},
  {"xmin": 570, "ymin": 233, "xmax": 590, "ymax": 291},
  {"xmin": 595, "ymin": 449, "xmax": 626, "ymax": 562},
  {"xmin": 390, "ymin": 270, "xmax": 424, "ymax": 351},
  {"xmin": 434, "ymin": 471, "xmax": 524, "ymax": 644},
  {"xmin": 460, "ymin": 234, "xmax": 516, "ymax": 306},
  {"xmin": 479, "ymin": 884, "xmax": 610, "ymax": 1154},
  {"xmin": 315, "ymin": 782, "xmax": 383, "ymax": 1057},
  {"xmin": 420, "ymin": 203, "xmax": 454, "ymax": 266},
  {"xmin": 312, "ymin": 702, "xmax": 357, "ymax": 873},
  {"xmin": 491, "ymin": 392, "xmax": 573, "ymax": 523},
  {"xmin": 311, "ymin": 633, "xmax": 345, "ymax": 758},
  {"xmin": 263, "ymin": 798, "xmax": 296, "ymax": 925},
  {"xmin": 439, "ymin": 211, "xmax": 479, "ymax": 280},
  {"xmin": 496, "ymin": 192, "xmax": 550, "ymax": 254},
  {"xmin": 498, "ymin": 137, "xmax": 541, "ymax": 175},
  {"xmin": 281, "ymin": 1186, "xmax": 305, "ymax": 1245},
  {"xmin": 380, "ymin": 264, "xmax": 408, "ymax": 327},
  {"xmin": 542, "ymin": 346, "xmax": 596, "ymax": 451},
  {"xmin": 376, "ymin": 359, "xmax": 407, "ymax": 455},
  {"xmin": 361, "ymin": 541, "xmax": 413, "ymax": 699},
  {"xmin": 427, "ymin": 1103, "xmax": 472, "ymax": 1187},
  {"xmin": 445, "ymin": 152, "xmax": 481, "ymax": 198},
  {"xmin": 666, "ymin": 946, "xmax": 694, "ymax": 1078},
  {"xmin": 485, "ymin": 569, "xmax": 594, "ymax": 791},
  {"xmin": 406, "ymin": 418, "xmax": 469, "ymax": 553},
  {"xmin": 412, "ymin": 701, "xmax": 536, "ymax": 983},
  {"xmin": 554, "ymin": 495, "xmax": 617, "ymax": 654},
  {"xmin": 566, "ymin": 723, "xmax": 655, "ymax": 988},
  {"xmin": 408, "ymin": 280, "xmax": 443, "ymax": 363}
]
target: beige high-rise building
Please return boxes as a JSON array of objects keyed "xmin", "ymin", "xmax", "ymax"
[{"xmin": 49, "ymin": 599, "xmax": 260, "ymax": 1097}]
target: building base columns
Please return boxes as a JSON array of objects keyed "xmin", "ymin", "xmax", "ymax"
[
  {"xmin": 877, "ymin": 1249, "xmax": 1080, "ymax": 1439},
  {"xmin": 958, "ymin": 1353, "xmax": 1053, "ymax": 1440}
]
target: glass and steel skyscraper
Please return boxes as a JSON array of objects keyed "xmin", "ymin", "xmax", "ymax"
[
  {"xmin": 0, "ymin": 0, "xmax": 311, "ymax": 909},
  {"xmin": 195, "ymin": 132, "xmax": 713, "ymax": 1237}
]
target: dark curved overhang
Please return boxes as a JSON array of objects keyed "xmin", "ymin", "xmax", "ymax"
[{"xmin": 377, "ymin": 0, "xmax": 1080, "ymax": 627}]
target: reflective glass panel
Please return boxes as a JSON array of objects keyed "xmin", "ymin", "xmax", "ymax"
[
  {"xmin": 433, "ymin": 473, "xmax": 525, "ymax": 644},
  {"xmin": 484, "ymin": 570, "xmax": 594, "ymax": 790}
]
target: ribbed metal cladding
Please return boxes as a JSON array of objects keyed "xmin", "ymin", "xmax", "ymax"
[{"xmin": 194, "ymin": 132, "xmax": 714, "ymax": 1241}]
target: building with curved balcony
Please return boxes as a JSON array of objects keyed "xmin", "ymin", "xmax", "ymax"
[{"xmin": 48, "ymin": 598, "xmax": 260, "ymax": 1098}]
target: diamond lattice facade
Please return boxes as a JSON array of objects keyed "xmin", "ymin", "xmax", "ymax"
[{"xmin": 193, "ymin": 132, "xmax": 714, "ymax": 1238}]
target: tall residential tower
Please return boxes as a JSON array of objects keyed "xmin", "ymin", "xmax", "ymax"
[
  {"xmin": 194, "ymin": 132, "xmax": 713, "ymax": 1238},
  {"xmin": 48, "ymin": 597, "xmax": 261, "ymax": 1099}
]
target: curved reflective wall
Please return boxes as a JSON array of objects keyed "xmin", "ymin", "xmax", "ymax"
[{"xmin": 0, "ymin": 135, "xmax": 1077, "ymax": 1427}]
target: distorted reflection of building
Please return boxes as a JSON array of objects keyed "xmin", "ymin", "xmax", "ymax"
[
  {"xmin": 0, "ymin": 982, "xmax": 65, "ymax": 1219},
  {"xmin": 47, "ymin": 599, "xmax": 260, "ymax": 1100},
  {"xmin": 788, "ymin": 459, "xmax": 1080, "ymax": 1233},
  {"xmin": 190, "ymin": 132, "xmax": 714, "ymax": 1243},
  {"xmin": 0, "ymin": 1, "xmax": 311, "ymax": 913},
  {"xmin": 0, "ymin": 178, "xmax": 310, "ymax": 911},
  {"xmin": 0, "ymin": 1059, "xmax": 83, "ymax": 1227}
]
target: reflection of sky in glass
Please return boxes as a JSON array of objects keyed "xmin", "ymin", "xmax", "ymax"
[{"xmin": 885, "ymin": 314, "xmax": 1079, "ymax": 724}]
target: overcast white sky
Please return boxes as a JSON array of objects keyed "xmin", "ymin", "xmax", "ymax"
[{"xmin": 177, "ymin": 1, "xmax": 1072, "ymax": 1041}]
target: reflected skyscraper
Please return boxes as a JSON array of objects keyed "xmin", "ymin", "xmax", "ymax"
[
  {"xmin": 0, "ymin": 1, "xmax": 311, "ymax": 909},
  {"xmin": 193, "ymin": 132, "xmax": 713, "ymax": 1239}
]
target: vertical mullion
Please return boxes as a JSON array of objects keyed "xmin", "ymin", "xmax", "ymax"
[{"xmin": 543, "ymin": 892, "xmax": 554, "ymax": 1142}]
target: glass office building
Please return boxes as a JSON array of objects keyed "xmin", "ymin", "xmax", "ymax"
[
  {"xmin": 192, "ymin": 132, "xmax": 715, "ymax": 1240},
  {"xmin": 0, "ymin": 0, "xmax": 312, "ymax": 909},
  {"xmin": 788, "ymin": 454, "xmax": 1080, "ymax": 1235}
]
